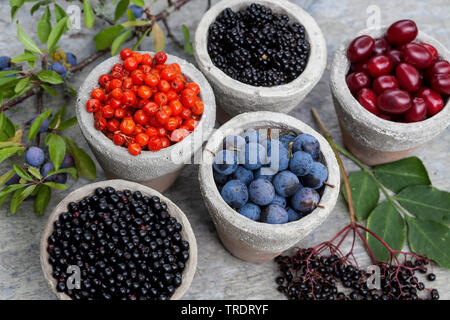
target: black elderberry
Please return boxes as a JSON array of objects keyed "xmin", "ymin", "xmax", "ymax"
[
  {"xmin": 47, "ymin": 188, "xmax": 189, "ymax": 300},
  {"xmin": 207, "ymin": 3, "xmax": 310, "ymax": 87}
]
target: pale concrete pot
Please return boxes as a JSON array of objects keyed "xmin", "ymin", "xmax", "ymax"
[
  {"xmin": 330, "ymin": 27, "xmax": 450, "ymax": 166},
  {"xmin": 193, "ymin": 0, "xmax": 327, "ymax": 124},
  {"xmin": 76, "ymin": 52, "xmax": 216, "ymax": 192},
  {"xmin": 198, "ymin": 112, "xmax": 340, "ymax": 263},
  {"xmin": 40, "ymin": 179, "xmax": 198, "ymax": 300}
]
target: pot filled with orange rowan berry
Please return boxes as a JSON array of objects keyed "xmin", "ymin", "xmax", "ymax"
[{"xmin": 76, "ymin": 49, "xmax": 216, "ymax": 192}]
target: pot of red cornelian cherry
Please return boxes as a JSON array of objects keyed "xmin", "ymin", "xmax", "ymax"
[
  {"xmin": 76, "ymin": 50, "xmax": 216, "ymax": 191},
  {"xmin": 330, "ymin": 19, "xmax": 450, "ymax": 166}
]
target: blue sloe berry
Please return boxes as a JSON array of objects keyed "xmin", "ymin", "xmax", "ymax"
[
  {"xmin": 238, "ymin": 203, "xmax": 261, "ymax": 221},
  {"xmin": 221, "ymin": 180, "xmax": 248, "ymax": 209},
  {"xmin": 130, "ymin": 4, "xmax": 144, "ymax": 18},
  {"xmin": 51, "ymin": 173, "xmax": 68, "ymax": 184},
  {"xmin": 273, "ymin": 170, "xmax": 300, "ymax": 197},
  {"xmin": 293, "ymin": 133, "xmax": 320, "ymax": 160},
  {"xmin": 271, "ymin": 194, "xmax": 286, "ymax": 208},
  {"xmin": 279, "ymin": 134, "xmax": 295, "ymax": 149},
  {"xmin": 0, "ymin": 56, "xmax": 11, "ymax": 69},
  {"xmin": 248, "ymin": 178, "xmax": 275, "ymax": 206},
  {"xmin": 49, "ymin": 62, "xmax": 67, "ymax": 78},
  {"xmin": 223, "ymin": 135, "xmax": 246, "ymax": 151},
  {"xmin": 60, "ymin": 153, "xmax": 75, "ymax": 169},
  {"xmin": 214, "ymin": 170, "xmax": 229, "ymax": 185},
  {"xmin": 243, "ymin": 129, "xmax": 260, "ymax": 143},
  {"xmin": 261, "ymin": 204, "xmax": 288, "ymax": 224},
  {"xmin": 238, "ymin": 142, "xmax": 266, "ymax": 170},
  {"xmin": 300, "ymin": 162, "xmax": 328, "ymax": 189},
  {"xmin": 5, "ymin": 173, "xmax": 20, "ymax": 185},
  {"xmin": 254, "ymin": 166, "xmax": 276, "ymax": 182},
  {"xmin": 291, "ymin": 188, "xmax": 320, "ymax": 213},
  {"xmin": 265, "ymin": 139, "xmax": 289, "ymax": 172},
  {"xmin": 65, "ymin": 52, "xmax": 77, "ymax": 66},
  {"xmin": 40, "ymin": 162, "xmax": 55, "ymax": 177},
  {"xmin": 213, "ymin": 149, "xmax": 238, "ymax": 175},
  {"xmin": 232, "ymin": 166, "xmax": 254, "ymax": 186},
  {"xmin": 289, "ymin": 151, "xmax": 313, "ymax": 176},
  {"xmin": 25, "ymin": 147, "xmax": 45, "ymax": 167},
  {"xmin": 286, "ymin": 207, "xmax": 303, "ymax": 222}
]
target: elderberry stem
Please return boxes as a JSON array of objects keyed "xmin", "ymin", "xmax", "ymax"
[{"xmin": 310, "ymin": 108, "xmax": 356, "ymax": 224}]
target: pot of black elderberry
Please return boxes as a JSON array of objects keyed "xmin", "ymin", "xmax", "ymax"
[
  {"xmin": 194, "ymin": 0, "xmax": 327, "ymax": 123},
  {"xmin": 40, "ymin": 180, "xmax": 197, "ymax": 300}
]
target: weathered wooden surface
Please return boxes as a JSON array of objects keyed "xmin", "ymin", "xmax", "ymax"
[{"xmin": 0, "ymin": 0, "xmax": 448, "ymax": 299}]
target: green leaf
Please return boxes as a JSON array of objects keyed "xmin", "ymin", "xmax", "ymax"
[
  {"xmin": 0, "ymin": 183, "xmax": 25, "ymax": 198},
  {"xmin": 126, "ymin": 8, "xmax": 136, "ymax": 21},
  {"xmin": 17, "ymin": 24, "xmax": 42, "ymax": 54},
  {"xmin": 0, "ymin": 70, "xmax": 21, "ymax": 77},
  {"xmin": 0, "ymin": 147, "xmax": 24, "ymax": 164},
  {"xmin": 181, "ymin": 24, "xmax": 190, "ymax": 42},
  {"xmin": 47, "ymin": 16, "xmax": 70, "ymax": 51},
  {"xmin": 28, "ymin": 109, "xmax": 52, "ymax": 141},
  {"xmin": 45, "ymin": 133, "xmax": 66, "ymax": 170},
  {"xmin": 14, "ymin": 77, "xmax": 30, "ymax": 93},
  {"xmin": 114, "ymin": 0, "xmax": 130, "ymax": 21},
  {"xmin": 37, "ymin": 70, "xmax": 64, "ymax": 84},
  {"xmin": 34, "ymin": 184, "xmax": 51, "ymax": 215},
  {"xmin": 130, "ymin": 0, "xmax": 145, "ymax": 6},
  {"xmin": 49, "ymin": 105, "xmax": 66, "ymax": 129},
  {"xmin": 0, "ymin": 114, "xmax": 16, "ymax": 138},
  {"xmin": 0, "ymin": 170, "xmax": 15, "ymax": 188},
  {"xmin": 44, "ymin": 181, "xmax": 68, "ymax": 190},
  {"xmin": 40, "ymin": 84, "xmax": 58, "ymax": 97},
  {"xmin": 342, "ymin": 171, "xmax": 380, "ymax": 221},
  {"xmin": 132, "ymin": 27, "xmax": 150, "ymax": 51},
  {"xmin": 28, "ymin": 167, "xmax": 42, "ymax": 180},
  {"xmin": 406, "ymin": 216, "xmax": 450, "ymax": 268},
  {"xmin": 13, "ymin": 164, "xmax": 32, "ymax": 181},
  {"xmin": 54, "ymin": 3, "xmax": 67, "ymax": 22},
  {"xmin": 373, "ymin": 157, "xmax": 431, "ymax": 193},
  {"xmin": 121, "ymin": 20, "xmax": 151, "ymax": 28},
  {"xmin": 64, "ymin": 137, "xmax": 97, "ymax": 179},
  {"xmin": 94, "ymin": 25, "xmax": 125, "ymax": 51},
  {"xmin": 30, "ymin": 1, "xmax": 46, "ymax": 16},
  {"xmin": 396, "ymin": 185, "xmax": 450, "ymax": 225},
  {"xmin": 111, "ymin": 29, "xmax": 133, "ymax": 56},
  {"xmin": 56, "ymin": 117, "xmax": 77, "ymax": 131},
  {"xmin": 151, "ymin": 23, "xmax": 165, "ymax": 53},
  {"xmin": 83, "ymin": 0, "xmax": 95, "ymax": 28},
  {"xmin": 366, "ymin": 201, "xmax": 406, "ymax": 262},
  {"xmin": 37, "ymin": 7, "xmax": 52, "ymax": 43},
  {"xmin": 11, "ymin": 52, "xmax": 38, "ymax": 63},
  {"xmin": 10, "ymin": 185, "xmax": 35, "ymax": 214}
]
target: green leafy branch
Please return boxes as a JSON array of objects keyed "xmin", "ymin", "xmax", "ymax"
[{"xmin": 311, "ymin": 108, "xmax": 450, "ymax": 269}]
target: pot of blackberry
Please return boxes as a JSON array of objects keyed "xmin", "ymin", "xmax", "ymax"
[
  {"xmin": 193, "ymin": 0, "xmax": 327, "ymax": 124},
  {"xmin": 76, "ymin": 50, "xmax": 216, "ymax": 192},
  {"xmin": 40, "ymin": 180, "xmax": 198, "ymax": 300},
  {"xmin": 330, "ymin": 19, "xmax": 450, "ymax": 166},
  {"xmin": 199, "ymin": 111, "xmax": 340, "ymax": 263}
]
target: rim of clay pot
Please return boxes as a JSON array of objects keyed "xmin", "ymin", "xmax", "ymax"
[
  {"xmin": 40, "ymin": 180, "xmax": 198, "ymax": 300},
  {"xmin": 331, "ymin": 26, "xmax": 450, "ymax": 137},
  {"xmin": 76, "ymin": 51, "xmax": 216, "ymax": 169},
  {"xmin": 194, "ymin": 0, "xmax": 327, "ymax": 98},
  {"xmin": 199, "ymin": 111, "xmax": 340, "ymax": 241}
]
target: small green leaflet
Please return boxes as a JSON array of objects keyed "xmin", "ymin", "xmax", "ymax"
[
  {"xmin": 37, "ymin": 7, "xmax": 52, "ymax": 43},
  {"xmin": 44, "ymin": 181, "xmax": 68, "ymax": 190},
  {"xmin": 94, "ymin": 25, "xmax": 125, "ymax": 51},
  {"xmin": 41, "ymin": 84, "xmax": 58, "ymax": 97},
  {"xmin": 152, "ymin": 23, "xmax": 165, "ymax": 53},
  {"xmin": 45, "ymin": 133, "xmax": 66, "ymax": 170},
  {"xmin": 115, "ymin": 0, "xmax": 130, "ymax": 21},
  {"xmin": 47, "ymin": 16, "xmax": 70, "ymax": 51},
  {"xmin": 0, "ymin": 146, "xmax": 24, "ymax": 164},
  {"xmin": 34, "ymin": 184, "xmax": 51, "ymax": 215},
  {"xmin": 11, "ymin": 52, "xmax": 38, "ymax": 63},
  {"xmin": 83, "ymin": 0, "xmax": 95, "ymax": 28},
  {"xmin": 130, "ymin": 0, "xmax": 145, "ymax": 6},
  {"xmin": 182, "ymin": 25, "xmax": 193, "ymax": 55},
  {"xmin": 111, "ymin": 30, "xmax": 133, "ymax": 56},
  {"xmin": 373, "ymin": 157, "xmax": 431, "ymax": 193},
  {"xmin": 65, "ymin": 137, "xmax": 97, "ymax": 179},
  {"xmin": 28, "ymin": 109, "xmax": 52, "ymax": 141},
  {"xmin": 13, "ymin": 164, "xmax": 32, "ymax": 181},
  {"xmin": 54, "ymin": 3, "xmax": 68, "ymax": 22},
  {"xmin": 0, "ymin": 170, "xmax": 15, "ymax": 188},
  {"xmin": 14, "ymin": 77, "xmax": 30, "ymax": 93},
  {"xmin": 17, "ymin": 24, "xmax": 42, "ymax": 54},
  {"xmin": 37, "ymin": 70, "xmax": 64, "ymax": 85},
  {"xmin": 10, "ymin": 185, "xmax": 36, "ymax": 214},
  {"xmin": 342, "ymin": 171, "xmax": 379, "ymax": 221}
]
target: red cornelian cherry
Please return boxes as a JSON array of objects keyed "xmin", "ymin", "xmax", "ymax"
[
  {"xmin": 351, "ymin": 61, "xmax": 369, "ymax": 73},
  {"xmin": 378, "ymin": 113, "xmax": 391, "ymax": 121},
  {"xmin": 403, "ymin": 43, "xmax": 434, "ymax": 69},
  {"xmin": 405, "ymin": 97, "xmax": 427, "ymax": 123},
  {"xmin": 396, "ymin": 63, "xmax": 422, "ymax": 92},
  {"xmin": 431, "ymin": 73, "xmax": 450, "ymax": 95},
  {"xmin": 346, "ymin": 35, "xmax": 375, "ymax": 63},
  {"xmin": 424, "ymin": 60, "xmax": 450, "ymax": 82},
  {"xmin": 416, "ymin": 87, "xmax": 445, "ymax": 116},
  {"xmin": 356, "ymin": 88, "xmax": 379, "ymax": 115},
  {"xmin": 346, "ymin": 72, "xmax": 371, "ymax": 95},
  {"xmin": 373, "ymin": 38, "xmax": 391, "ymax": 55},
  {"xmin": 368, "ymin": 54, "xmax": 394, "ymax": 77},
  {"xmin": 419, "ymin": 43, "xmax": 438, "ymax": 61},
  {"xmin": 387, "ymin": 49, "xmax": 403, "ymax": 67},
  {"xmin": 386, "ymin": 20, "xmax": 418, "ymax": 46},
  {"xmin": 377, "ymin": 89, "xmax": 412, "ymax": 114},
  {"xmin": 372, "ymin": 75, "xmax": 399, "ymax": 95}
]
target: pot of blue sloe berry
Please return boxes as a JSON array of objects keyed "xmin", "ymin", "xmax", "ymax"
[
  {"xmin": 40, "ymin": 180, "xmax": 197, "ymax": 300},
  {"xmin": 199, "ymin": 112, "xmax": 340, "ymax": 263},
  {"xmin": 194, "ymin": 0, "xmax": 327, "ymax": 123}
]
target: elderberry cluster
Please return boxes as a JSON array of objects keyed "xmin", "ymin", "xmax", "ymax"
[
  {"xmin": 275, "ymin": 249, "xmax": 439, "ymax": 300},
  {"xmin": 47, "ymin": 187, "xmax": 190, "ymax": 300},
  {"xmin": 207, "ymin": 3, "xmax": 310, "ymax": 87}
]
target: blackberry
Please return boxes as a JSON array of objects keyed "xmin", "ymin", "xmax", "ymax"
[
  {"xmin": 47, "ymin": 188, "xmax": 189, "ymax": 300},
  {"xmin": 207, "ymin": 3, "xmax": 310, "ymax": 87}
]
